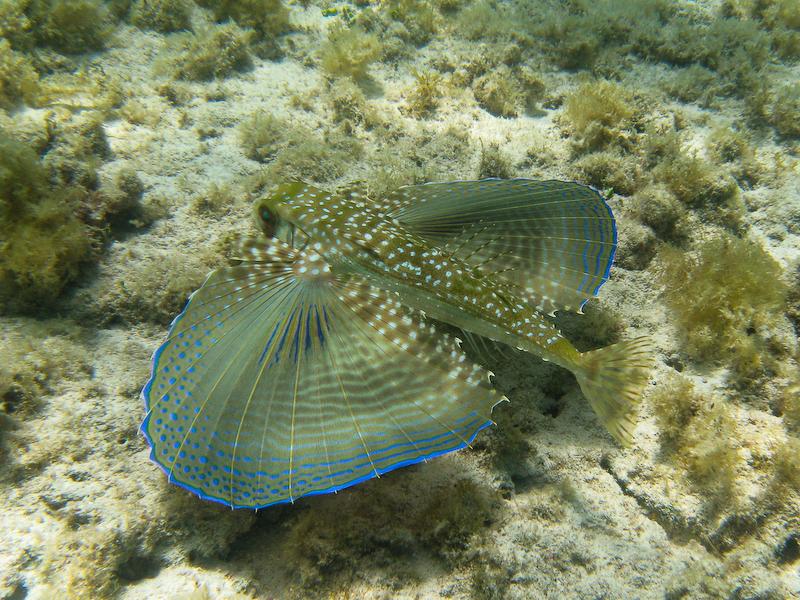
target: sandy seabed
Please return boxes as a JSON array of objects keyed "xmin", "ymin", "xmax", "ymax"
[{"xmin": 1, "ymin": 1, "xmax": 800, "ymax": 598}]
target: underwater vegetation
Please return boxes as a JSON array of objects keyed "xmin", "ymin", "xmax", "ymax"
[
  {"xmin": 320, "ymin": 23, "xmax": 381, "ymax": 82},
  {"xmin": 658, "ymin": 234, "xmax": 790, "ymax": 385},
  {"xmin": 0, "ymin": 0, "xmax": 114, "ymax": 54},
  {"xmin": 239, "ymin": 110, "xmax": 363, "ymax": 182},
  {"xmin": 195, "ymin": 0, "xmax": 291, "ymax": 58},
  {"xmin": 238, "ymin": 111, "xmax": 288, "ymax": 162},
  {"xmin": 0, "ymin": 321, "xmax": 90, "ymax": 426},
  {"xmin": 130, "ymin": 0, "xmax": 193, "ymax": 33},
  {"xmin": 172, "ymin": 23, "xmax": 253, "ymax": 81},
  {"xmin": 0, "ymin": 130, "xmax": 94, "ymax": 311},
  {"xmin": 325, "ymin": 77, "xmax": 378, "ymax": 126},
  {"xmin": 0, "ymin": 39, "xmax": 39, "ymax": 110},
  {"xmin": 284, "ymin": 476, "xmax": 497, "ymax": 588},
  {"xmin": 629, "ymin": 184, "xmax": 688, "ymax": 243},
  {"xmin": 404, "ymin": 69, "xmax": 443, "ymax": 117},
  {"xmin": 472, "ymin": 67, "xmax": 525, "ymax": 118},
  {"xmin": 768, "ymin": 82, "xmax": 800, "ymax": 139},
  {"xmin": 651, "ymin": 374, "xmax": 744, "ymax": 510},
  {"xmin": 383, "ymin": 0, "xmax": 440, "ymax": 46},
  {"xmin": 564, "ymin": 81, "xmax": 635, "ymax": 153}
]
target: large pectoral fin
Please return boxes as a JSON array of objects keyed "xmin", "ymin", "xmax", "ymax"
[{"xmin": 142, "ymin": 238, "xmax": 503, "ymax": 508}]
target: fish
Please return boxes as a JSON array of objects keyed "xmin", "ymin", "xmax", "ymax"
[{"xmin": 141, "ymin": 178, "xmax": 653, "ymax": 509}]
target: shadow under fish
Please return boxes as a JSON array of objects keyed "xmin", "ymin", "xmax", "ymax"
[{"xmin": 141, "ymin": 178, "xmax": 653, "ymax": 509}]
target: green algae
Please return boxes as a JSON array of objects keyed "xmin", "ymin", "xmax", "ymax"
[
  {"xmin": 320, "ymin": 23, "xmax": 381, "ymax": 82},
  {"xmin": 238, "ymin": 111, "xmax": 289, "ymax": 163},
  {"xmin": 404, "ymin": 69, "xmax": 443, "ymax": 117},
  {"xmin": 173, "ymin": 23, "xmax": 253, "ymax": 81},
  {"xmin": 130, "ymin": 0, "xmax": 193, "ymax": 33},
  {"xmin": 0, "ymin": 39, "xmax": 39, "ymax": 110},
  {"xmin": 569, "ymin": 150, "xmax": 641, "ymax": 196},
  {"xmin": 271, "ymin": 126, "xmax": 363, "ymax": 183},
  {"xmin": 769, "ymin": 83, "xmax": 800, "ymax": 139},
  {"xmin": 658, "ymin": 235, "xmax": 789, "ymax": 385},
  {"xmin": 195, "ymin": 0, "xmax": 290, "ymax": 58},
  {"xmin": 383, "ymin": 0, "xmax": 441, "ymax": 46},
  {"xmin": 326, "ymin": 78, "xmax": 375, "ymax": 126},
  {"xmin": 629, "ymin": 184, "xmax": 688, "ymax": 243},
  {"xmin": 477, "ymin": 142, "xmax": 513, "ymax": 179},
  {"xmin": 284, "ymin": 475, "xmax": 498, "ymax": 591},
  {"xmin": 0, "ymin": 321, "xmax": 90, "ymax": 424},
  {"xmin": 564, "ymin": 81, "xmax": 635, "ymax": 153},
  {"xmin": 26, "ymin": 0, "xmax": 114, "ymax": 54},
  {"xmin": 0, "ymin": 130, "xmax": 94, "ymax": 312},
  {"xmin": 650, "ymin": 373, "xmax": 745, "ymax": 511},
  {"xmin": 472, "ymin": 67, "xmax": 524, "ymax": 118}
]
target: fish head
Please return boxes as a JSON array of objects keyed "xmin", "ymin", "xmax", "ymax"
[{"xmin": 255, "ymin": 182, "xmax": 323, "ymax": 247}]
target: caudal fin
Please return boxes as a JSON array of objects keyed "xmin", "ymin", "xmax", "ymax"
[{"xmin": 575, "ymin": 337, "xmax": 654, "ymax": 446}]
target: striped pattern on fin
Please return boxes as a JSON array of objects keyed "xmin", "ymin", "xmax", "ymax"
[
  {"xmin": 141, "ymin": 238, "xmax": 502, "ymax": 509},
  {"xmin": 385, "ymin": 179, "xmax": 618, "ymax": 314}
]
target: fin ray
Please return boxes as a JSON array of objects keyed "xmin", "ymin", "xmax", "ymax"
[
  {"xmin": 386, "ymin": 178, "xmax": 618, "ymax": 313},
  {"xmin": 142, "ymin": 237, "xmax": 501, "ymax": 508}
]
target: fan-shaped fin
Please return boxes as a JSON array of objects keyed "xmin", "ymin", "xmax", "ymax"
[
  {"xmin": 141, "ymin": 238, "xmax": 502, "ymax": 508},
  {"xmin": 385, "ymin": 179, "xmax": 618, "ymax": 314}
]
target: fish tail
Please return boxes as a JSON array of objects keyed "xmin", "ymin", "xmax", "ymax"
[{"xmin": 574, "ymin": 337, "xmax": 653, "ymax": 446}]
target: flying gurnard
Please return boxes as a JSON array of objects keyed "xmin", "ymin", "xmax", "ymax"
[{"xmin": 141, "ymin": 179, "xmax": 653, "ymax": 508}]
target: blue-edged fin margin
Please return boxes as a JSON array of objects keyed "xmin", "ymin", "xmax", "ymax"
[
  {"xmin": 384, "ymin": 178, "xmax": 618, "ymax": 315},
  {"xmin": 141, "ymin": 237, "xmax": 505, "ymax": 509}
]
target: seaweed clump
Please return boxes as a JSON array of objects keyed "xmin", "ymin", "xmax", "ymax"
[
  {"xmin": 271, "ymin": 126, "xmax": 363, "ymax": 183},
  {"xmin": 27, "ymin": 0, "xmax": 114, "ymax": 54},
  {"xmin": 238, "ymin": 111, "xmax": 288, "ymax": 162},
  {"xmin": 643, "ymin": 127, "xmax": 744, "ymax": 230},
  {"xmin": 0, "ymin": 39, "xmax": 39, "ymax": 110},
  {"xmin": 284, "ymin": 476, "xmax": 497, "ymax": 591},
  {"xmin": 658, "ymin": 234, "xmax": 788, "ymax": 384},
  {"xmin": 173, "ymin": 23, "xmax": 253, "ymax": 81},
  {"xmin": 650, "ymin": 373, "xmax": 744, "ymax": 509},
  {"xmin": 0, "ymin": 322, "xmax": 90, "ymax": 422},
  {"xmin": 404, "ymin": 69, "xmax": 443, "ymax": 117},
  {"xmin": 0, "ymin": 130, "xmax": 95, "ymax": 312},
  {"xmin": 320, "ymin": 23, "xmax": 381, "ymax": 82},
  {"xmin": 472, "ymin": 67, "xmax": 524, "ymax": 118},
  {"xmin": 326, "ymin": 78, "xmax": 375, "ymax": 126},
  {"xmin": 563, "ymin": 80, "xmax": 634, "ymax": 153},
  {"xmin": 381, "ymin": 0, "xmax": 441, "ymax": 46},
  {"xmin": 195, "ymin": 0, "xmax": 290, "ymax": 57},
  {"xmin": 477, "ymin": 142, "xmax": 513, "ymax": 179},
  {"xmin": 243, "ymin": 115, "xmax": 362, "ymax": 182},
  {"xmin": 629, "ymin": 184, "xmax": 688, "ymax": 243},
  {"xmin": 130, "ymin": 0, "xmax": 193, "ymax": 33},
  {"xmin": 768, "ymin": 83, "xmax": 800, "ymax": 139}
]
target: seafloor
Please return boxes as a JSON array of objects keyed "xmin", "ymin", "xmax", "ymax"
[{"xmin": 1, "ymin": 0, "xmax": 799, "ymax": 598}]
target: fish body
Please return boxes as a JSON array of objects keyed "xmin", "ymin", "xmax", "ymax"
[
  {"xmin": 265, "ymin": 183, "xmax": 578, "ymax": 368},
  {"xmin": 142, "ymin": 178, "xmax": 652, "ymax": 508}
]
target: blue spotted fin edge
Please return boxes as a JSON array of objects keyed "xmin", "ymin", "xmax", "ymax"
[{"xmin": 141, "ymin": 237, "xmax": 505, "ymax": 509}]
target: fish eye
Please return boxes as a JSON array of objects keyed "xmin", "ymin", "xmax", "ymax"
[
  {"xmin": 259, "ymin": 205, "xmax": 279, "ymax": 237},
  {"xmin": 260, "ymin": 207, "xmax": 275, "ymax": 223}
]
